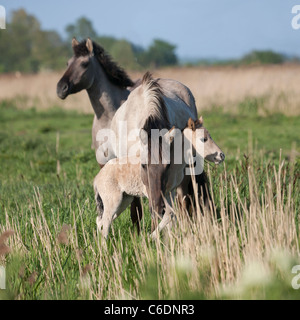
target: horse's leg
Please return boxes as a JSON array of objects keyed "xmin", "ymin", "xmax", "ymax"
[
  {"xmin": 151, "ymin": 195, "xmax": 175, "ymax": 240},
  {"xmin": 177, "ymin": 169, "xmax": 211, "ymax": 217},
  {"xmin": 176, "ymin": 175, "xmax": 191, "ymax": 214},
  {"xmin": 130, "ymin": 197, "xmax": 143, "ymax": 235},
  {"xmin": 150, "ymin": 205, "xmax": 174, "ymax": 240},
  {"xmin": 192, "ymin": 171, "xmax": 211, "ymax": 213},
  {"xmin": 100, "ymin": 190, "xmax": 124, "ymax": 239},
  {"xmin": 101, "ymin": 210, "xmax": 114, "ymax": 239},
  {"xmin": 95, "ymin": 187, "xmax": 104, "ymax": 235},
  {"xmin": 150, "ymin": 209, "xmax": 165, "ymax": 233}
]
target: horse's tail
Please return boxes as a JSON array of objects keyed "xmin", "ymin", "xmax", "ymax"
[{"xmin": 94, "ymin": 185, "xmax": 104, "ymax": 218}]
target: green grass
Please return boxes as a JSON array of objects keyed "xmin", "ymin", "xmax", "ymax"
[{"xmin": 0, "ymin": 98, "xmax": 299, "ymax": 300}]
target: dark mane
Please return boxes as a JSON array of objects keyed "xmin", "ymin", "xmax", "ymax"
[{"xmin": 73, "ymin": 39, "xmax": 134, "ymax": 88}]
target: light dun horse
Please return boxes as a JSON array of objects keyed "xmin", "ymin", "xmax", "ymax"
[
  {"xmin": 94, "ymin": 116, "xmax": 224, "ymax": 239},
  {"xmin": 99, "ymin": 72, "xmax": 223, "ymax": 228},
  {"xmin": 94, "ymin": 72, "xmax": 224, "ymax": 239}
]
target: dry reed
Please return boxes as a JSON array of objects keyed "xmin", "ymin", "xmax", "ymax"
[
  {"xmin": 0, "ymin": 153, "xmax": 298, "ymax": 299},
  {"xmin": 1, "ymin": 64, "xmax": 300, "ymax": 116}
]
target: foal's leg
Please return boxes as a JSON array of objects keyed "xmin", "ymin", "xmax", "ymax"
[
  {"xmin": 101, "ymin": 193, "xmax": 134, "ymax": 239},
  {"xmin": 100, "ymin": 191, "xmax": 124, "ymax": 239}
]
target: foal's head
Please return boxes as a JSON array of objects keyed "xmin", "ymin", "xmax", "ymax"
[{"xmin": 184, "ymin": 117, "xmax": 225, "ymax": 164}]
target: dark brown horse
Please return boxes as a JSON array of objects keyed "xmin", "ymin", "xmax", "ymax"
[{"xmin": 57, "ymin": 38, "xmax": 142, "ymax": 233}]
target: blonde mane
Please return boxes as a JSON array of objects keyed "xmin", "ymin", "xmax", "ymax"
[{"xmin": 141, "ymin": 72, "xmax": 170, "ymax": 132}]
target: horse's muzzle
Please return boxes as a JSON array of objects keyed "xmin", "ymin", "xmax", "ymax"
[{"xmin": 57, "ymin": 79, "xmax": 70, "ymax": 99}]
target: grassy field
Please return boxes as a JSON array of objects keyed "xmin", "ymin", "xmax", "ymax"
[{"xmin": 0, "ymin": 66, "xmax": 300, "ymax": 300}]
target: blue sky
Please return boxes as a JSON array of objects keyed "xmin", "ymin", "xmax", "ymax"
[{"xmin": 2, "ymin": 0, "xmax": 300, "ymax": 59}]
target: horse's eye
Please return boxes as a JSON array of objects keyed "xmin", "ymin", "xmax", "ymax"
[
  {"xmin": 201, "ymin": 137, "xmax": 208, "ymax": 143},
  {"xmin": 81, "ymin": 61, "xmax": 89, "ymax": 68}
]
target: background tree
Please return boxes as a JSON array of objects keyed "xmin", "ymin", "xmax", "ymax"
[
  {"xmin": 0, "ymin": 9, "xmax": 68, "ymax": 73},
  {"xmin": 0, "ymin": 10, "xmax": 180, "ymax": 73},
  {"xmin": 65, "ymin": 17, "xmax": 97, "ymax": 42},
  {"xmin": 139, "ymin": 39, "xmax": 178, "ymax": 68},
  {"xmin": 240, "ymin": 50, "xmax": 284, "ymax": 65}
]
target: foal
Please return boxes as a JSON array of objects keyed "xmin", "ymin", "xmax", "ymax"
[
  {"xmin": 94, "ymin": 117, "xmax": 224, "ymax": 239},
  {"xmin": 94, "ymin": 127, "xmax": 178, "ymax": 239}
]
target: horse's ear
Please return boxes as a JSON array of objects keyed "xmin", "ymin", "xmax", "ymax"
[
  {"xmin": 72, "ymin": 37, "xmax": 79, "ymax": 48},
  {"xmin": 86, "ymin": 38, "xmax": 94, "ymax": 54},
  {"xmin": 198, "ymin": 116, "xmax": 203, "ymax": 125},
  {"xmin": 194, "ymin": 116, "xmax": 203, "ymax": 128},
  {"xmin": 139, "ymin": 129, "xmax": 148, "ymax": 145},
  {"xmin": 187, "ymin": 118, "xmax": 195, "ymax": 131}
]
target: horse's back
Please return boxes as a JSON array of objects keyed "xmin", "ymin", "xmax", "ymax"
[
  {"xmin": 158, "ymin": 78, "xmax": 196, "ymax": 111},
  {"xmin": 158, "ymin": 78, "xmax": 198, "ymax": 129},
  {"xmin": 111, "ymin": 76, "xmax": 198, "ymax": 155}
]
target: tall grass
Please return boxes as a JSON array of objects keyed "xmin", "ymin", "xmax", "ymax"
[
  {"xmin": 0, "ymin": 98, "xmax": 299, "ymax": 300},
  {"xmin": 1, "ymin": 148, "xmax": 299, "ymax": 300}
]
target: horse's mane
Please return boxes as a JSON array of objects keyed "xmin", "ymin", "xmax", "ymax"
[
  {"xmin": 73, "ymin": 39, "xmax": 134, "ymax": 88},
  {"xmin": 141, "ymin": 72, "xmax": 171, "ymax": 162},
  {"xmin": 141, "ymin": 72, "xmax": 171, "ymax": 133}
]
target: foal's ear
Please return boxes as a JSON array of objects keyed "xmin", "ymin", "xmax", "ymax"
[
  {"xmin": 198, "ymin": 116, "xmax": 204, "ymax": 125},
  {"xmin": 187, "ymin": 118, "xmax": 195, "ymax": 131},
  {"xmin": 139, "ymin": 129, "xmax": 148, "ymax": 145},
  {"xmin": 72, "ymin": 37, "xmax": 79, "ymax": 48},
  {"xmin": 194, "ymin": 116, "xmax": 203, "ymax": 127},
  {"xmin": 86, "ymin": 38, "xmax": 94, "ymax": 54}
]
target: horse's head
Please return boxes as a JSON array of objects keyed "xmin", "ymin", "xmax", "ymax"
[
  {"xmin": 183, "ymin": 117, "xmax": 225, "ymax": 164},
  {"xmin": 139, "ymin": 127, "xmax": 178, "ymax": 218},
  {"xmin": 57, "ymin": 38, "xmax": 97, "ymax": 99}
]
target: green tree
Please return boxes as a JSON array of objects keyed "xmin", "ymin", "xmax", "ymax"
[
  {"xmin": 65, "ymin": 17, "xmax": 97, "ymax": 42},
  {"xmin": 0, "ymin": 9, "xmax": 68, "ymax": 73},
  {"xmin": 110, "ymin": 39, "xmax": 139, "ymax": 70},
  {"xmin": 33, "ymin": 30, "xmax": 69, "ymax": 70},
  {"xmin": 0, "ymin": 9, "xmax": 41, "ymax": 72},
  {"xmin": 241, "ymin": 50, "xmax": 284, "ymax": 65},
  {"xmin": 139, "ymin": 39, "xmax": 178, "ymax": 68},
  {"xmin": 96, "ymin": 36, "xmax": 118, "ymax": 52}
]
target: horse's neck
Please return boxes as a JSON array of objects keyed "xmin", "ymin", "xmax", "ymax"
[{"xmin": 87, "ymin": 68, "xmax": 130, "ymax": 124}]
